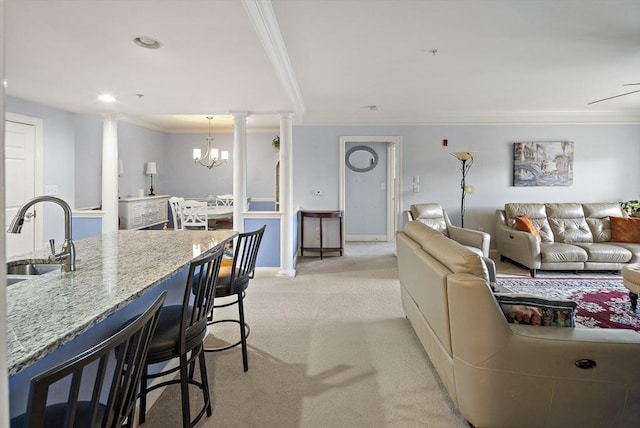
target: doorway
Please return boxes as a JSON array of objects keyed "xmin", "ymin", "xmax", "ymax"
[
  {"xmin": 339, "ymin": 136, "xmax": 402, "ymax": 242},
  {"xmin": 5, "ymin": 113, "xmax": 43, "ymax": 257}
]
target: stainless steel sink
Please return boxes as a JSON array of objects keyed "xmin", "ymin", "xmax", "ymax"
[
  {"xmin": 7, "ymin": 276, "xmax": 29, "ymax": 286},
  {"xmin": 7, "ymin": 262, "xmax": 61, "ymax": 275}
]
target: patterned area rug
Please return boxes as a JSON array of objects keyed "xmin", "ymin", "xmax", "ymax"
[{"xmin": 498, "ymin": 278, "xmax": 640, "ymax": 333}]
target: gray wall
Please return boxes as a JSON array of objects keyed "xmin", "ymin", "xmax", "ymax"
[
  {"xmin": 74, "ymin": 113, "xmax": 103, "ymax": 208},
  {"xmin": 344, "ymin": 141, "xmax": 387, "ymax": 237},
  {"xmin": 293, "ymin": 124, "xmax": 640, "ymax": 242},
  {"xmin": 161, "ymin": 130, "xmax": 278, "ymax": 199}
]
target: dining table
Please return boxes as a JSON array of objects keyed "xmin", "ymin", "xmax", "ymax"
[{"xmin": 206, "ymin": 205, "xmax": 234, "ymax": 220}]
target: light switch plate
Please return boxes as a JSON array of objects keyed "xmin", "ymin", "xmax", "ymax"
[{"xmin": 44, "ymin": 185, "xmax": 58, "ymax": 195}]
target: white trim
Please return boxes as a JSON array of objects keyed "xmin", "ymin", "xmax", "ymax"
[
  {"xmin": 339, "ymin": 136, "xmax": 402, "ymax": 243},
  {"xmin": 242, "ymin": 0, "xmax": 305, "ymax": 121},
  {"xmin": 6, "ymin": 112, "xmax": 44, "ymax": 250}
]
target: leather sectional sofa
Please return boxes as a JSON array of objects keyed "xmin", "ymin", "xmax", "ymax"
[
  {"xmin": 496, "ymin": 202, "xmax": 640, "ymax": 276},
  {"xmin": 397, "ymin": 220, "xmax": 640, "ymax": 428}
]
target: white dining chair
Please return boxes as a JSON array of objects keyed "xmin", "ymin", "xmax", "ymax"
[
  {"xmin": 180, "ymin": 200, "xmax": 208, "ymax": 230},
  {"xmin": 168, "ymin": 197, "xmax": 185, "ymax": 230},
  {"xmin": 216, "ymin": 194, "xmax": 234, "ymax": 206}
]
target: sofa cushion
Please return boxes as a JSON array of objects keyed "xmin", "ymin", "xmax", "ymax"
[
  {"xmin": 610, "ymin": 216, "xmax": 640, "ymax": 243},
  {"xmin": 404, "ymin": 221, "xmax": 488, "ymax": 280},
  {"xmin": 515, "ymin": 215, "xmax": 541, "ymax": 241},
  {"xmin": 546, "ymin": 203, "xmax": 593, "ymax": 243},
  {"xmin": 410, "ymin": 203, "xmax": 449, "ymax": 236},
  {"xmin": 607, "ymin": 242, "xmax": 640, "ymax": 263},
  {"xmin": 505, "ymin": 203, "xmax": 553, "ymax": 242},
  {"xmin": 571, "ymin": 243, "xmax": 632, "ymax": 263},
  {"xmin": 540, "ymin": 242, "xmax": 588, "ymax": 263},
  {"xmin": 495, "ymin": 293, "xmax": 577, "ymax": 327},
  {"xmin": 583, "ymin": 203, "xmax": 625, "ymax": 242}
]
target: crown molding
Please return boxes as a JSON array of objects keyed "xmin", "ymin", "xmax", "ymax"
[{"xmin": 243, "ymin": 0, "xmax": 305, "ymax": 121}]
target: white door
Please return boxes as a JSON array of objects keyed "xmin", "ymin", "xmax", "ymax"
[{"xmin": 5, "ymin": 119, "xmax": 38, "ymax": 257}]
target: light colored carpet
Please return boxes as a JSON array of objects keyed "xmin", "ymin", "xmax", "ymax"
[{"xmin": 143, "ymin": 242, "xmax": 468, "ymax": 427}]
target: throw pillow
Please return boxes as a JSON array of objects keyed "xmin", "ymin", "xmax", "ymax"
[
  {"xmin": 495, "ymin": 293, "xmax": 577, "ymax": 327},
  {"xmin": 514, "ymin": 215, "xmax": 542, "ymax": 242},
  {"xmin": 610, "ymin": 216, "xmax": 640, "ymax": 243}
]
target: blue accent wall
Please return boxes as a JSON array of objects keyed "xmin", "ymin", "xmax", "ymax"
[
  {"xmin": 249, "ymin": 201, "xmax": 276, "ymax": 211},
  {"xmin": 245, "ymin": 218, "xmax": 280, "ymax": 268},
  {"xmin": 71, "ymin": 216, "xmax": 102, "ymax": 240}
]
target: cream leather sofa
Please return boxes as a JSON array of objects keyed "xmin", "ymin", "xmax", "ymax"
[
  {"xmin": 397, "ymin": 220, "xmax": 640, "ymax": 428},
  {"xmin": 496, "ymin": 203, "xmax": 640, "ymax": 276}
]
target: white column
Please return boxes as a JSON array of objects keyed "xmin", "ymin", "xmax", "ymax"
[
  {"xmin": 278, "ymin": 112, "xmax": 296, "ymax": 276},
  {"xmin": 232, "ymin": 112, "xmax": 248, "ymax": 232},
  {"xmin": 101, "ymin": 114, "xmax": 119, "ymax": 233}
]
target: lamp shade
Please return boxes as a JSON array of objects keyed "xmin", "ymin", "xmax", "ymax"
[
  {"xmin": 146, "ymin": 162, "xmax": 157, "ymax": 175},
  {"xmin": 451, "ymin": 151, "xmax": 475, "ymax": 161}
]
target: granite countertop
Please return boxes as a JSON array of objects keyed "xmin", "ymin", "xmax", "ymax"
[{"xmin": 7, "ymin": 229, "xmax": 236, "ymax": 376}]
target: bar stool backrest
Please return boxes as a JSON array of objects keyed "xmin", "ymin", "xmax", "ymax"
[
  {"xmin": 15, "ymin": 291, "xmax": 166, "ymax": 428},
  {"xmin": 227, "ymin": 225, "xmax": 266, "ymax": 294},
  {"xmin": 181, "ymin": 246, "xmax": 225, "ymax": 352}
]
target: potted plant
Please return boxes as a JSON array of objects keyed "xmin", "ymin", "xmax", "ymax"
[
  {"xmin": 272, "ymin": 135, "xmax": 280, "ymax": 150},
  {"xmin": 620, "ymin": 200, "xmax": 640, "ymax": 217}
]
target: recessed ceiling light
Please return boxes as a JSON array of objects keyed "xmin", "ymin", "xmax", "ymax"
[
  {"xmin": 133, "ymin": 36, "xmax": 162, "ymax": 49},
  {"xmin": 98, "ymin": 94, "xmax": 116, "ymax": 103}
]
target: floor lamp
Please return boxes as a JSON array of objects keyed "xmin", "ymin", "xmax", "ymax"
[{"xmin": 451, "ymin": 152, "xmax": 474, "ymax": 228}]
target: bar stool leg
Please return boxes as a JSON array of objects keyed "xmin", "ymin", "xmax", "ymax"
[{"xmin": 238, "ymin": 292, "xmax": 249, "ymax": 371}]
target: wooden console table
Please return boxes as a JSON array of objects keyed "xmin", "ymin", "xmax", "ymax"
[{"xmin": 300, "ymin": 210, "xmax": 343, "ymax": 259}]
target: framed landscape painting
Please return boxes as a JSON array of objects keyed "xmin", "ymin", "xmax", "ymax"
[{"xmin": 513, "ymin": 141, "xmax": 574, "ymax": 187}]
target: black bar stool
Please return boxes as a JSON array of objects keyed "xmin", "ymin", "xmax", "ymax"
[
  {"xmin": 204, "ymin": 225, "xmax": 266, "ymax": 372},
  {"xmin": 10, "ymin": 291, "xmax": 166, "ymax": 428},
  {"xmin": 136, "ymin": 246, "xmax": 224, "ymax": 427}
]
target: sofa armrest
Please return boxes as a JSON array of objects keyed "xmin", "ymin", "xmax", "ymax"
[
  {"xmin": 448, "ymin": 273, "xmax": 640, "ymax": 427},
  {"xmin": 403, "ymin": 210, "xmax": 414, "ymax": 228},
  {"xmin": 447, "ymin": 225, "xmax": 491, "ymax": 258},
  {"xmin": 495, "ymin": 210, "xmax": 541, "ymax": 269}
]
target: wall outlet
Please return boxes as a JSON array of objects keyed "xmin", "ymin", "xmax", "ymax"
[
  {"xmin": 313, "ymin": 189, "xmax": 324, "ymax": 196},
  {"xmin": 44, "ymin": 185, "xmax": 58, "ymax": 195},
  {"xmin": 412, "ymin": 183, "xmax": 420, "ymax": 193}
]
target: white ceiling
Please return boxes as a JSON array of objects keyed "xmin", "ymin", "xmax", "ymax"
[{"xmin": 5, "ymin": 0, "xmax": 640, "ymax": 134}]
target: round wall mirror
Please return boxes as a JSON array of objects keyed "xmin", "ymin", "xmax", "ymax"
[{"xmin": 346, "ymin": 145, "xmax": 378, "ymax": 173}]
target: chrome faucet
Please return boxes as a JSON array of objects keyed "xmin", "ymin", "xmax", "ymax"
[{"xmin": 8, "ymin": 196, "xmax": 76, "ymax": 272}]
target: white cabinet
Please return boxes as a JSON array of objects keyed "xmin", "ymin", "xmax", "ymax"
[{"xmin": 118, "ymin": 195, "xmax": 169, "ymax": 230}]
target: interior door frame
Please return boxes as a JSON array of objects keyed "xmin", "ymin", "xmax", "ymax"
[
  {"xmin": 6, "ymin": 112, "xmax": 44, "ymax": 249},
  {"xmin": 339, "ymin": 135, "xmax": 402, "ymax": 242}
]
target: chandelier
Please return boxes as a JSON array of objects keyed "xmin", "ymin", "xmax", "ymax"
[{"xmin": 193, "ymin": 116, "xmax": 229, "ymax": 169}]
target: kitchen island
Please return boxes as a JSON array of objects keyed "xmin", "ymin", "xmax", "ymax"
[{"xmin": 7, "ymin": 229, "xmax": 236, "ymax": 377}]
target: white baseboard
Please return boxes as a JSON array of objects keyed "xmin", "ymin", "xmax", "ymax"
[{"xmin": 345, "ymin": 235, "xmax": 387, "ymax": 242}]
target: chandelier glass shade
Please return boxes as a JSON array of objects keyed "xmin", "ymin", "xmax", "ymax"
[{"xmin": 193, "ymin": 116, "xmax": 229, "ymax": 169}]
